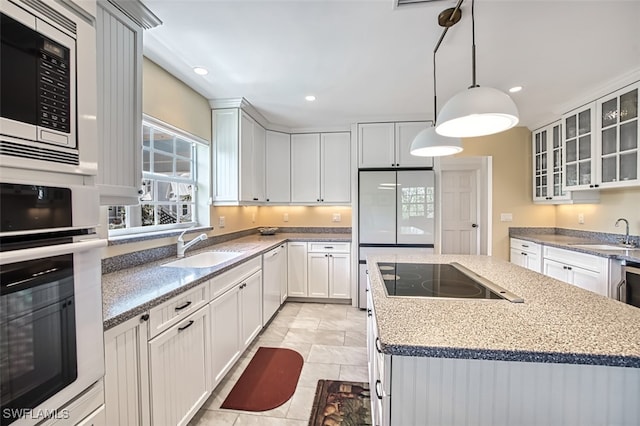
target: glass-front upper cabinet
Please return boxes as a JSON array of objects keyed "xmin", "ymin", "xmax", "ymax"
[
  {"xmin": 596, "ymin": 82, "xmax": 639, "ymax": 188},
  {"xmin": 563, "ymin": 103, "xmax": 597, "ymax": 190},
  {"xmin": 533, "ymin": 121, "xmax": 573, "ymax": 203}
]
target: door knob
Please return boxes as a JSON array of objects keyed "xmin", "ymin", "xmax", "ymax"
[{"xmin": 472, "ymin": 223, "xmax": 479, "ymax": 228}]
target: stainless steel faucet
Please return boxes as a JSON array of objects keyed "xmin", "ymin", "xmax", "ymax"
[
  {"xmin": 615, "ymin": 218, "xmax": 632, "ymax": 246},
  {"xmin": 177, "ymin": 228, "xmax": 208, "ymax": 258}
]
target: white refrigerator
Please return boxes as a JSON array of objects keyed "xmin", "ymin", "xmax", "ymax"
[{"xmin": 358, "ymin": 170, "xmax": 436, "ymax": 307}]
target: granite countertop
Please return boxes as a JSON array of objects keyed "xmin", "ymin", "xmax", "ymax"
[
  {"xmin": 102, "ymin": 232, "xmax": 350, "ymax": 330},
  {"xmin": 367, "ymin": 253, "xmax": 640, "ymax": 368},
  {"xmin": 510, "ymin": 233, "xmax": 640, "ymax": 263}
]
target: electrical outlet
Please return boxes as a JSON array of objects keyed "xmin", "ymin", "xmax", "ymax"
[
  {"xmin": 332, "ymin": 213, "xmax": 341, "ymax": 222},
  {"xmin": 578, "ymin": 213, "xmax": 585, "ymax": 224},
  {"xmin": 283, "ymin": 213, "xmax": 289, "ymax": 222},
  {"xmin": 500, "ymin": 213, "xmax": 513, "ymax": 222},
  {"xmin": 218, "ymin": 216, "xmax": 225, "ymax": 228}
]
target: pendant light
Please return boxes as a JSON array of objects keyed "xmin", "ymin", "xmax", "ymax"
[
  {"xmin": 410, "ymin": 4, "xmax": 463, "ymax": 157},
  {"xmin": 436, "ymin": 0, "xmax": 519, "ymax": 138}
]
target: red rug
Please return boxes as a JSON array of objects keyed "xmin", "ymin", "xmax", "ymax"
[{"xmin": 221, "ymin": 347, "xmax": 304, "ymax": 411}]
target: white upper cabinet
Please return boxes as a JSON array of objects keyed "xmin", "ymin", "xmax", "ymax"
[
  {"xmin": 358, "ymin": 122, "xmax": 433, "ymax": 168},
  {"xmin": 212, "ymin": 108, "xmax": 266, "ymax": 204},
  {"xmin": 533, "ymin": 121, "xmax": 598, "ymax": 204},
  {"xmin": 321, "ymin": 132, "xmax": 351, "ymax": 203},
  {"xmin": 265, "ymin": 131, "xmax": 291, "ymax": 203},
  {"xmin": 563, "ymin": 103, "xmax": 597, "ymax": 190},
  {"xmin": 596, "ymin": 82, "xmax": 639, "ymax": 188},
  {"xmin": 291, "ymin": 132, "xmax": 351, "ymax": 204},
  {"xmin": 96, "ymin": 2, "xmax": 143, "ymax": 205},
  {"xmin": 291, "ymin": 133, "xmax": 321, "ymax": 203}
]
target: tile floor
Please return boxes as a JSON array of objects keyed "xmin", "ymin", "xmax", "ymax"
[{"xmin": 189, "ymin": 302, "xmax": 368, "ymax": 426}]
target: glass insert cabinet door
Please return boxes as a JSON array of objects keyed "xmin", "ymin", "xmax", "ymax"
[
  {"xmin": 563, "ymin": 103, "xmax": 597, "ymax": 190},
  {"xmin": 533, "ymin": 121, "xmax": 567, "ymax": 202},
  {"xmin": 597, "ymin": 82, "xmax": 639, "ymax": 187},
  {"xmin": 532, "ymin": 127, "xmax": 549, "ymax": 200}
]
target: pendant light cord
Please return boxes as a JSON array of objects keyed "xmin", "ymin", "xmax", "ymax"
[
  {"xmin": 471, "ymin": 0, "xmax": 478, "ymax": 88},
  {"xmin": 433, "ymin": 0, "xmax": 465, "ymax": 124}
]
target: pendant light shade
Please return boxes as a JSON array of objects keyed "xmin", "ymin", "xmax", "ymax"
[
  {"xmin": 436, "ymin": 86, "xmax": 519, "ymax": 138},
  {"xmin": 410, "ymin": 126, "xmax": 463, "ymax": 157}
]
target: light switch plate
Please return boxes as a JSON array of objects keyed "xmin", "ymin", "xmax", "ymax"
[
  {"xmin": 283, "ymin": 213, "xmax": 289, "ymax": 222},
  {"xmin": 218, "ymin": 216, "xmax": 225, "ymax": 228},
  {"xmin": 332, "ymin": 213, "xmax": 341, "ymax": 222},
  {"xmin": 500, "ymin": 213, "xmax": 513, "ymax": 222},
  {"xmin": 578, "ymin": 213, "xmax": 585, "ymax": 224}
]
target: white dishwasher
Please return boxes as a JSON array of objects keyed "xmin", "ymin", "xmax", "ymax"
[{"xmin": 262, "ymin": 244, "xmax": 286, "ymax": 324}]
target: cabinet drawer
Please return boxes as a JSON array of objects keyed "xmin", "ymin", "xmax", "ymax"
[
  {"xmin": 308, "ymin": 242, "xmax": 350, "ymax": 253},
  {"xmin": 510, "ymin": 238, "xmax": 540, "ymax": 254},
  {"xmin": 543, "ymin": 246, "xmax": 607, "ymax": 273},
  {"xmin": 149, "ymin": 283, "xmax": 209, "ymax": 338},
  {"xmin": 210, "ymin": 256, "xmax": 261, "ymax": 300}
]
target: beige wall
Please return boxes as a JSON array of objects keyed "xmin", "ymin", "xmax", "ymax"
[
  {"xmin": 142, "ymin": 57, "xmax": 211, "ymax": 142},
  {"xmin": 455, "ymin": 127, "xmax": 556, "ymax": 260},
  {"xmin": 556, "ymin": 187, "xmax": 640, "ymax": 236}
]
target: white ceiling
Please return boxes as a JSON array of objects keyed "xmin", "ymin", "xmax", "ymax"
[{"xmin": 142, "ymin": 0, "xmax": 640, "ymax": 132}]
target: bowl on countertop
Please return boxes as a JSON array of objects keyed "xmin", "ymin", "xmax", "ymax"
[{"xmin": 258, "ymin": 227, "xmax": 279, "ymax": 235}]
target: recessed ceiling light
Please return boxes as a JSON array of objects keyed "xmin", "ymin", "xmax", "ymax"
[
  {"xmin": 509, "ymin": 86, "xmax": 523, "ymax": 93},
  {"xmin": 305, "ymin": 95, "xmax": 316, "ymax": 102},
  {"xmin": 193, "ymin": 67, "xmax": 208, "ymax": 76}
]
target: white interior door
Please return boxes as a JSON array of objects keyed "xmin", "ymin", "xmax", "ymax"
[{"xmin": 441, "ymin": 170, "xmax": 479, "ymax": 254}]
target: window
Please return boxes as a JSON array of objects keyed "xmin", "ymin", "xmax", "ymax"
[{"xmin": 108, "ymin": 117, "xmax": 208, "ymax": 235}]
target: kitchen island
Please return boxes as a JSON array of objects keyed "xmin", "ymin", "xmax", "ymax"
[{"xmin": 366, "ymin": 254, "xmax": 640, "ymax": 426}]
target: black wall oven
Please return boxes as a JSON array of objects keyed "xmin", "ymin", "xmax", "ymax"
[{"xmin": 0, "ymin": 182, "xmax": 104, "ymax": 426}]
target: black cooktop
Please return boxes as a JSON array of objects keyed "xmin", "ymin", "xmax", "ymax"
[{"xmin": 378, "ymin": 262, "xmax": 507, "ymax": 300}]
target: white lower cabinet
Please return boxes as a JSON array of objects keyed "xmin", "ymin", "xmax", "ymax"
[
  {"xmin": 542, "ymin": 246, "xmax": 611, "ymax": 296},
  {"xmin": 208, "ymin": 257, "xmax": 263, "ymax": 389},
  {"xmin": 104, "ymin": 314, "xmax": 151, "ymax": 426},
  {"xmin": 509, "ymin": 238, "xmax": 542, "ymax": 273},
  {"xmin": 148, "ymin": 306, "xmax": 211, "ymax": 426},
  {"xmin": 288, "ymin": 242, "xmax": 351, "ymax": 300}
]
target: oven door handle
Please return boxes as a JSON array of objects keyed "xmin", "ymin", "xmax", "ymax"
[{"xmin": 0, "ymin": 239, "xmax": 107, "ymax": 265}]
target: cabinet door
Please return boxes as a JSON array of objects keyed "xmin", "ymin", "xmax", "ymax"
[
  {"xmin": 597, "ymin": 82, "xmax": 639, "ymax": 188},
  {"xmin": 563, "ymin": 103, "xmax": 597, "ymax": 190},
  {"xmin": 212, "ymin": 109, "xmax": 240, "ymax": 202},
  {"xmin": 287, "ymin": 242, "xmax": 308, "ymax": 297},
  {"xmin": 96, "ymin": 3, "xmax": 142, "ymax": 205},
  {"xmin": 104, "ymin": 314, "xmax": 150, "ymax": 426},
  {"xmin": 240, "ymin": 270, "xmax": 263, "ymax": 348},
  {"xmin": 278, "ymin": 244, "xmax": 288, "ymax": 303},
  {"xmin": 543, "ymin": 259, "xmax": 571, "ymax": 283},
  {"xmin": 291, "ymin": 133, "xmax": 321, "ymax": 203},
  {"xmin": 525, "ymin": 252, "xmax": 541, "ymax": 273},
  {"xmin": 549, "ymin": 121, "xmax": 569, "ymax": 200},
  {"xmin": 210, "ymin": 286, "xmax": 241, "ymax": 387},
  {"xmin": 148, "ymin": 307, "xmax": 210, "ymax": 426},
  {"xmin": 395, "ymin": 122, "xmax": 433, "ymax": 167},
  {"xmin": 358, "ymin": 123, "xmax": 395, "ymax": 168},
  {"xmin": 510, "ymin": 248, "xmax": 527, "ymax": 268},
  {"xmin": 252, "ymin": 123, "xmax": 266, "ymax": 201},
  {"xmin": 321, "ymin": 132, "xmax": 351, "ymax": 203},
  {"xmin": 571, "ymin": 265, "xmax": 607, "ymax": 296},
  {"xmin": 329, "ymin": 253, "xmax": 350, "ymax": 298},
  {"xmin": 239, "ymin": 111, "xmax": 255, "ymax": 202},
  {"xmin": 265, "ymin": 131, "xmax": 291, "ymax": 203},
  {"xmin": 308, "ymin": 253, "xmax": 329, "ymax": 297},
  {"xmin": 532, "ymin": 126, "xmax": 550, "ymax": 201}
]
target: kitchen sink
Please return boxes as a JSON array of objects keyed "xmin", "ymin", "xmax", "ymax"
[
  {"xmin": 162, "ymin": 251, "xmax": 243, "ymax": 268},
  {"xmin": 570, "ymin": 244, "xmax": 638, "ymax": 251}
]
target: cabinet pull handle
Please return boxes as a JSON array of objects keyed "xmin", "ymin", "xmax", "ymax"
[
  {"xmin": 271, "ymin": 251, "xmax": 279, "ymax": 257},
  {"xmin": 522, "ymin": 252, "xmax": 527, "ymax": 256},
  {"xmin": 140, "ymin": 313, "xmax": 149, "ymax": 322},
  {"xmin": 324, "ymin": 246, "xmax": 334, "ymax": 249},
  {"xmin": 375, "ymin": 337, "xmax": 382, "ymax": 353},
  {"xmin": 375, "ymin": 379, "xmax": 383, "ymax": 400},
  {"xmin": 178, "ymin": 320, "xmax": 194, "ymax": 332},
  {"xmin": 253, "ymin": 197, "xmax": 259, "ymax": 201},
  {"xmin": 567, "ymin": 266, "xmax": 572, "ymax": 270},
  {"xmin": 522, "ymin": 244, "xmax": 529, "ymax": 248},
  {"xmin": 175, "ymin": 301, "xmax": 192, "ymax": 311}
]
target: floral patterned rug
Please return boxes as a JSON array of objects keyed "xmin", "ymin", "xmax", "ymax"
[{"xmin": 308, "ymin": 380, "xmax": 372, "ymax": 426}]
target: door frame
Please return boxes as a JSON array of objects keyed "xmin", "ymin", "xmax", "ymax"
[{"xmin": 436, "ymin": 156, "xmax": 492, "ymax": 255}]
